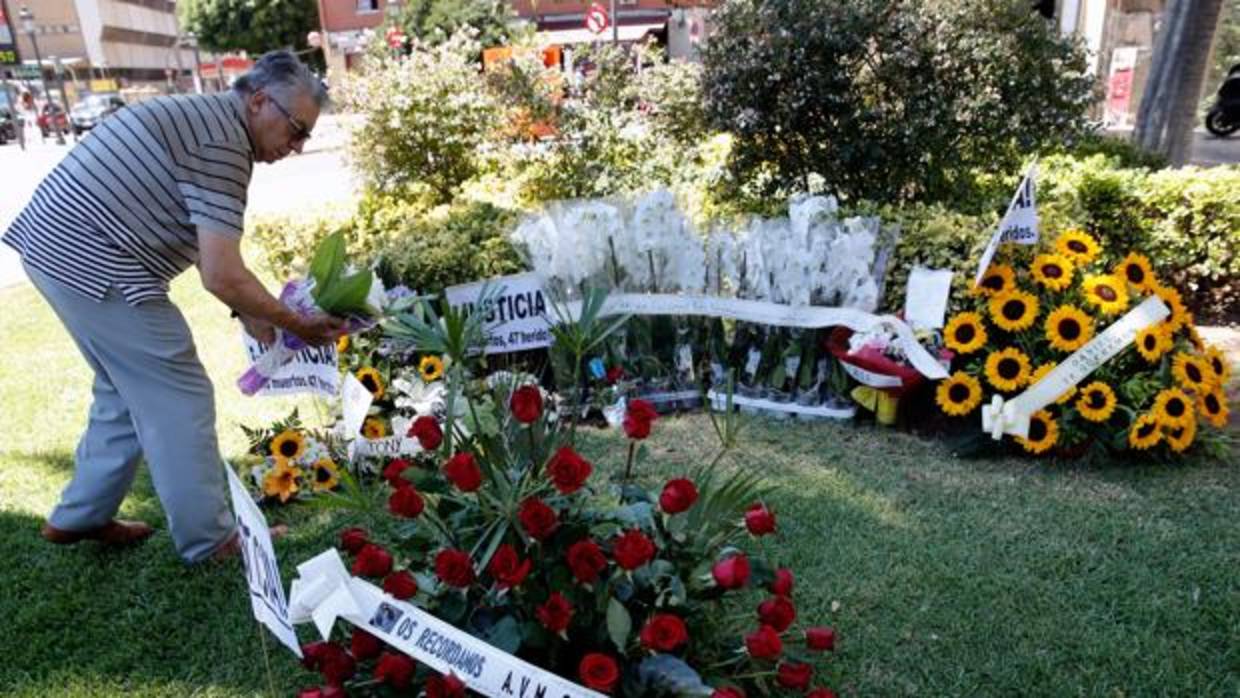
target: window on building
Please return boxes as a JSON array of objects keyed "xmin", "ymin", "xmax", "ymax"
[{"xmin": 357, "ymin": 0, "xmax": 380, "ymax": 12}]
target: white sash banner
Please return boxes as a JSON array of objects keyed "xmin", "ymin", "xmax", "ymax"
[
  {"xmin": 241, "ymin": 331, "xmax": 339, "ymax": 397},
  {"xmin": 975, "ymin": 162, "xmax": 1039, "ymax": 286},
  {"xmin": 982, "ymin": 296, "xmax": 1169, "ymax": 440},
  {"xmin": 446, "ymin": 273, "xmax": 554, "ymax": 354},
  {"xmin": 706, "ymin": 390, "xmax": 856, "ymax": 419},
  {"xmin": 555, "ymin": 293, "xmax": 949, "ymax": 381},
  {"xmin": 347, "ymin": 435, "xmax": 423, "ymax": 461},
  {"xmin": 225, "ymin": 467, "xmax": 302, "ymax": 658},
  {"xmin": 288, "ymin": 549, "xmax": 607, "ymax": 698},
  {"xmin": 904, "ymin": 266, "xmax": 954, "ymax": 331},
  {"xmin": 841, "ymin": 362, "xmax": 904, "ymax": 389}
]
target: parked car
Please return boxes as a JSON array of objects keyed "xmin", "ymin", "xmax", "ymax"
[
  {"xmin": 0, "ymin": 87, "xmax": 17, "ymax": 145},
  {"xmin": 70, "ymin": 93, "xmax": 125, "ymax": 134},
  {"xmin": 37, "ymin": 103, "xmax": 69, "ymax": 138}
]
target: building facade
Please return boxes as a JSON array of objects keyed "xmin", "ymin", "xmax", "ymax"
[{"xmin": 3, "ymin": 0, "xmax": 197, "ymax": 100}]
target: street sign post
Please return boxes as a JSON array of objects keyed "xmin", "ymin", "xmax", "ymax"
[{"xmin": 585, "ymin": 2, "xmax": 609, "ymax": 35}]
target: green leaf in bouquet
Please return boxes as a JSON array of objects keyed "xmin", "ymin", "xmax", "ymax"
[
  {"xmin": 309, "ymin": 231, "xmax": 346, "ymax": 296},
  {"xmin": 606, "ymin": 598, "xmax": 632, "ymax": 652},
  {"xmin": 437, "ymin": 592, "xmax": 469, "ymax": 624},
  {"xmin": 634, "ymin": 655, "xmax": 712, "ymax": 698},
  {"xmin": 613, "ymin": 501, "xmax": 655, "ymax": 529},
  {"xmin": 481, "ymin": 615, "xmax": 522, "ymax": 655},
  {"xmin": 315, "ymin": 269, "xmax": 374, "ymax": 317}
]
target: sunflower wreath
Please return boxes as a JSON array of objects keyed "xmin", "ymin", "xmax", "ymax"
[{"xmin": 937, "ymin": 228, "xmax": 1233, "ymax": 459}]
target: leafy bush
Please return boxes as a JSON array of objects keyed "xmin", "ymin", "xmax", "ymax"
[
  {"xmin": 701, "ymin": 0, "xmax": 1094, "ymax": 208},
  {"xmin": 336, "ymin": 33, "xmax": 501, "ymax": 203}
]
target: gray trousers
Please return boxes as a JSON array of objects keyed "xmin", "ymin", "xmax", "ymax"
[{"xmin": 26, "ymin": 263, "xmax": 236, "ymax": 562}]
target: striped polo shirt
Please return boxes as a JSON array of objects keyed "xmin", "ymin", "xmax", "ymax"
[{"xmin": 2, "ymin": 91, "xmax": 254, "ymax": 304}]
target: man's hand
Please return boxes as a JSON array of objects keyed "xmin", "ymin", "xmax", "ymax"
[
  {"xmin": 290, "ymin": 312, "xmax": 348, "ymax": 347},
  {"xmin": 238, "ymin": 314, "xmax": 276, "ymax": 345}
]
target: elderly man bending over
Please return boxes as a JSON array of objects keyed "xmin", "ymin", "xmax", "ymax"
[{"xmin": 2, "ymin": 50, "xmax": 345, "ymax": 563}]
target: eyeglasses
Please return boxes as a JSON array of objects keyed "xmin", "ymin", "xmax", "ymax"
[{"xmin": 267, "ymin": 95, "xmax": 312, "ymax": 143}]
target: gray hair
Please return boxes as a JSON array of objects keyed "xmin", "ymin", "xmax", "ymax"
[{"xmin": 233, "ymin": 50, "xmax": 328, "ymax": 107}]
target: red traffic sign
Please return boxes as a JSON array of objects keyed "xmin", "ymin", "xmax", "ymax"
[{"xmin": 585, "ymin": 2, "xmax": 609, "ymax": 35}]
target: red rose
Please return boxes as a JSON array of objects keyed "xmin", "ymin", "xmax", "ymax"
[
  {"xmin": 612, "ymin": 529, "xmax": 656, "ymax": 570},
  {"xmin": 622, "ymin": 398, "xmax": 658, "ymax": 439},
  {"xmin": 536, "ymin": 592, "xmax": 574, "ymax": 633},
  {"xmin": 435, "ymin": 548, "xmax": 476, "ymax": 588},
  {"xmin": 352, "ymin": 544, "xmax": 393, "ymax": 578},
  {"xmin": 805, "ymin": 626, "xmax": 836, "ymax": 652},
  {"xmin": 578, "ymin": 653, "xmax": 620, "ymax": 693},
  {"xmin": 605, "ymin": 366, "xmax": 624, "ymax": 384},
  {"xmin": 566, "ymin": 538, "xmax": 608, "ymax": 584},
  {"xmin": 408, "ymin": 415, "xmax": 443, "ymax": 450},
  {"xmin": 382, "ymin": 458, "xmax": 412, "ymax": 488},
  {"xmin": 776, "ymin": 661, "xmax": 813, "ymax": 692},
  {"xmin": 639, "ymin": 613, "xmax": 689, "ymax": 651},
  {"xmin": 383, "ymin": 570, "xmax": 419, "ymax": 600},
  {"xmin": 744, "ymin": 503, "xmax": 777, "ymax": 536},
  {"xmin": 546, "ymin": 446, "xmax": 593, "ymax": 494},
  {"xmin": 757, "ymin": 595, "xmax": 797, "ymax": 632},
  {"xmin": 339, "ymin": 527, "xmax": 368, "ymax": 554},
  {"xmin": 712, "ymin": 553, "xmax": 750, "ymax": 590},
  {"xmin": 373, "ymin": 651, "xmax": 416, "ymax": 688},
  {"xmin": 426, "ymin": 672, "xmax": 467, "ymax": 698},
  {"xmin": 770, "ymin": 567, "xmax": 794, "ymax": 597},
  {"xmin": 518, "ymin": 497, "xmax": 559, "ymax": 540},
  {"xmin": 711, "ymin": 688, "xmax": 745, "ymax": 698},
  {"xmin": 488, "ymin": 544, "xmax": 532, "ymax": 589},
  {"xmin": 388, "ymin": 485, "xmax": 425, "ymax": 518},
  {"xmin": 510, "ymin": 385, "xmax": 543, "ymax": 424},
  {"xmin": 744, "ymin": 624, "xmax": 783, "ymax": 660},
  {"xmin": 350, "ymin": 627, "xmax": 383, "ymax": 661},
  {"xmin": 658, "ymin": 478, "xmax": 699, "ymax": 514},
  {"xmin": 297, "ymin": 687, "xmax": 344, "ymax": 698},
  {"xmin": 300, "ymin": 641, "xmax": 355, "ymax": 685},
  {"xmin": 806, "ymin": 689, "xmax": 838, "ymax": 698},
  {"xmin": 443, "ymin": 452, "xmax": 483, "ymax": 492}
]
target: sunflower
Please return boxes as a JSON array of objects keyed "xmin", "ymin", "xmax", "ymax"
[
  {"xmin": 984, "ymin": 347, "xmax": 1032, "ymax": 392},
  {"xmin": 1128, "ymin": 413, "xmax": 1162, "ymax": 450},
  {"xmin": 943, "ymin": 312, "xmax": 988, "ymax": 354},
  {"xmin": 419, "ymin": 355, "xmax": 445, "ymax": 382},
  {"xmin": 1151, "ymin": 284, "xmax": 1188, "ymax": 331},
  {"xmin": 1152, "ymin": 388, "xmax": 1194, "ymax": 429},
  {"xmin": 1030, "ymin": 253, "xmax": 1075, "ymax": 292},
  {"xmin": 936, "ymin": 372, "xmax": 984, "ymax": 416},
  {"xmin": 1202, "ymin": 345, "xmax": 1232, "ymax": 386},
  {"xmin": 355, "ymin": 367, "xmax": 385, "ymax": 400},
  {"xmin": 988, "ymin": 289, "xmax": 1040, "ymax": 332},
  {"xmin": 1044, "ymin": 305, "xmax": 1095, "ymax": 352},
  {"xmin": 1030, "ymin": 362, "xmax": 1076, "ymax": 404},
  {"xmin": 1171, "ymin": 352, "xmax": 1213, "ymax": 392},
  {"xmin": 263, "ymin": 461, "xmax": 302, "ymax": 503},
  {"xmin": 1163, "ymin": 419, "xmax": 1196, "ymax": 453},
  {"xmin": 975, "ymin": 264, "xmax": 1016, "ymax": 297},
  {"xmin": 310, "ymin": 458, "xmax": 340, "ymax": 492},
  {"xmin": 1184, "ymin": 316, "xmax": 1204, "ymax": 351},
  {"xmin": 337, "ymin": 334, "xmax": 350, "ymax": 354},
  {"xmin": 269, "ymin": 429, "xmax": 307, "ymax": 461},
  {"xmin": 1015, "ymin": 409, "xmax": 1059, "ymax": 455},
  {"xmin": 1055, "ymin": 229, "xmax": 1101, "ymax": 265},
  {"xmin": 362, "ymin": 417, "xmax": 388, "ymax": 440},
  {"xmin": 1115, "ymin": 252, "xmax": 1156, "ymax": 292},
  {"xmin": 1075, "ymin": 382, "xmax": 1118, "ymax": 422},
  {"xmin": 1081, "ymin": 275, "xmax": 1129, "ymax": 316},
  {"xmin": 1134, "ymin": 325, "xmax": 1171, "ymax": 363}
]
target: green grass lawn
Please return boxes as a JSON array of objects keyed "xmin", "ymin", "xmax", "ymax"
[{"xmin": 1, "ymin": 274, "xmax": 1237, "ymax": 697}]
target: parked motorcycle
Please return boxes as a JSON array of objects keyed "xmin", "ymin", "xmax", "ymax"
[{"xmin": 1204, "ymin": 63, "xmax": 1240, "ymax": 137}]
